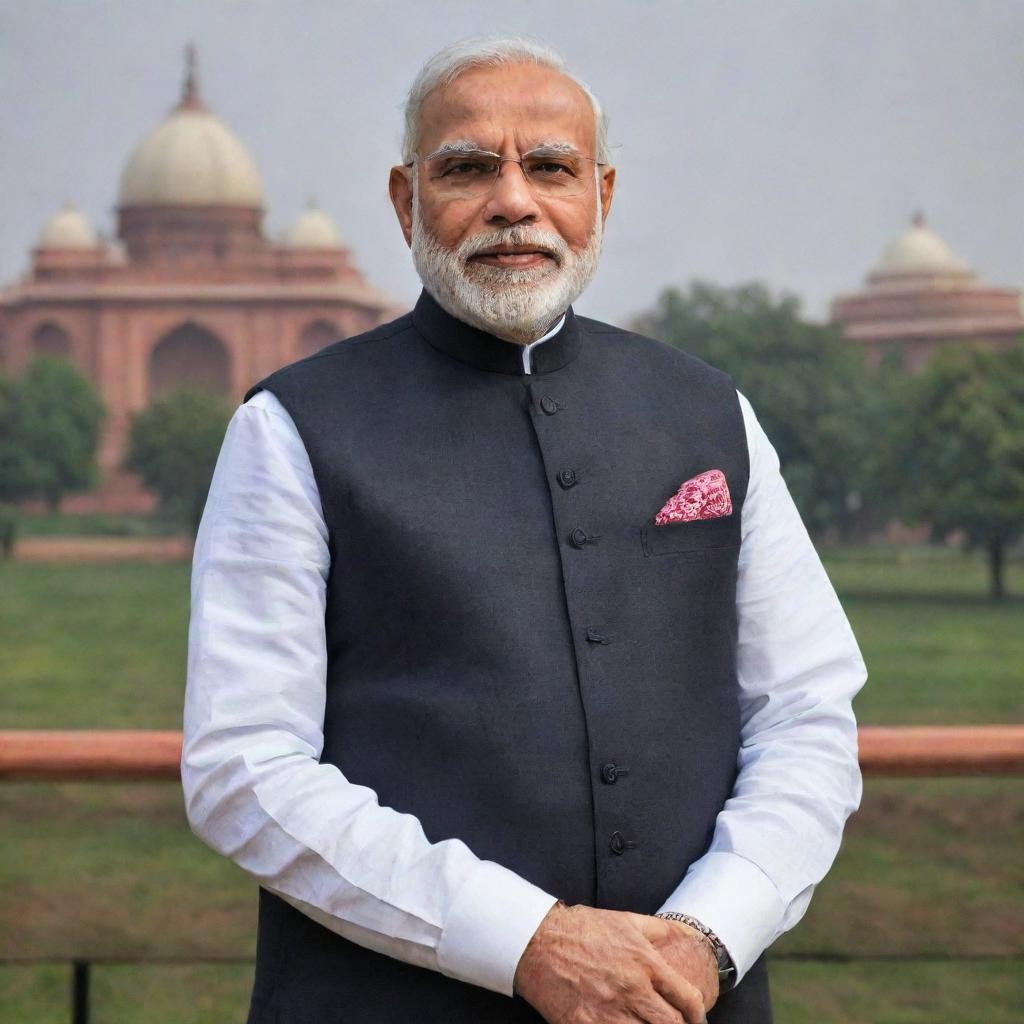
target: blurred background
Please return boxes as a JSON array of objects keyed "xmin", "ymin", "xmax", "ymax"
[{"xmin": 1, "ymin": 1, "xmax": 1021, "ymax": 1021}]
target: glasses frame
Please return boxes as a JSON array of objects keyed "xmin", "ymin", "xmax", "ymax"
[{"xmin": 404, "ymin": 147, "xmax": 608, "ymax": 199}]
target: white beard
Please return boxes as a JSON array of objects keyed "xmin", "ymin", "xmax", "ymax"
[{"xmin": 410, "ymin": 180, "xmax": 604, "ymax": 344}]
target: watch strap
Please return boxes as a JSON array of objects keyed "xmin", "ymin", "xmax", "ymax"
[{"xmin": 653, "ymin": 911, "xmax": 737, "ymax": 992}]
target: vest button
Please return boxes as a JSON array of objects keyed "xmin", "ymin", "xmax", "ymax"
[
  {"xmin": 600, "ymin": 762, "xmax": 630, "ymax": 783},
  {"xmin": 586, "ymin": 627, "xmax": 612, "ymax": 644},
  {"xmin": 540, "ymin": 396, "xmax": 559, "ymax": 415},
  {"xmin": 609, "ymin": 830, "xmax": 625, "ymax": 855},
  {"xmin": 569, "ymin": 527, "xmax": 589, "ymax": 549},
  {"xmin": 557, "ymin": 468, "xmax": 578, "ymax": 488},
  {"xmin": 609, "ymin": 830, "xmax": 637, "ymax": 855}
]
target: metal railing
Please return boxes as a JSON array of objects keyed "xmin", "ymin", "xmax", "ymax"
[{"xmin": 2, "ymin": 725, "xmax": 1022, "ymax": 1023}]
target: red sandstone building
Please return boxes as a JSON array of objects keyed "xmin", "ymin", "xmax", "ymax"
[
  {"xmin": 3, "ymin": 52, "xmax": 1022, "ymax": 514},
  {"xmin": 0, "ymin": 51, "xmax": 395, "ymax": 512},
  {"xmin": 830, "ymin": 212, "xmax": 1024, "ymax": 372}
]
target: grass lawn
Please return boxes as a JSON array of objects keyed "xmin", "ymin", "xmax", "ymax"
[
  {"xmin": 823, "ymin": 544, "xmax": 1024, "ymax": 724},
  {"xmin": 0, "ymin": 545, "xmax": 1021, "ymax": 1021},
  {"xmin": 13, "ymin": 511, "xmax": 182, "ymax": 538}
]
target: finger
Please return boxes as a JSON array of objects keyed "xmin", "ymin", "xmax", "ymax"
[
  {"xmin": 625, "ymin": 1011, "xmax": 680, "ymax": 1024},
  {"xmin": 627, "ymin": 995, "xmax": 688, "ymax": 1024},
  {"xmin": 648, "ymin": 968, "xmax": 707, "ymax": 1024}
]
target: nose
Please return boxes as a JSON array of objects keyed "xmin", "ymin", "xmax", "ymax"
[{"xmin": 481, "ymin": 160, "xmax": 542, "ymax": 226}]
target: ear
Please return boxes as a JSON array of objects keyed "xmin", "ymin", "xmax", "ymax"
[
  {"xmin": 599, "ymin": 164, "xmax": 616, "ymax": 224},
  {"xmin": 389, "ymin": 165, "xmax": 414, "ymax": 248}
]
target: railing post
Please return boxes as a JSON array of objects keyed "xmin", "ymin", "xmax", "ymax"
[{"xmin": 72, "ymin": 959, "xmax": 90, "ymax": 1024}]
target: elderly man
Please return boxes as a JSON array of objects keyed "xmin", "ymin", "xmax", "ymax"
[{"xmin": 182, "ymin": 34, "xmax": 866, "ymax": 1024}]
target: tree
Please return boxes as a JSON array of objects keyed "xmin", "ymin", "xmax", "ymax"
[
  {"xmin": 881, "ymin": 341, "xmax": 1024, "ymax": 600},
  {"xmin": 631, "ymin": 280, "xmax": 884, "ymax": 538},
  {"xmin": 0, "ymin": 356, "xmax": 106, "ymax": 520},
  {"xmin": 123, "ymin": 385, "xmax": 232, "ymax": 534}
]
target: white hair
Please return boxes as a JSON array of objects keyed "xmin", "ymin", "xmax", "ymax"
[{"xmin": 401, "ymin": 34, "xmax": 610, "ymax": 165}]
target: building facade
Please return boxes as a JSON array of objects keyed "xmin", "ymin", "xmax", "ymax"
[
  {"xmin": 830, "ymin": 212, "xmax": 1024, "ymax": 373},
  {"xmin": 0, "ymin": 49, "xmax": 396, "ymax": 512}
]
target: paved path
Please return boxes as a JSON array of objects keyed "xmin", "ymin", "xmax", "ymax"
[{"xmin": 12, "ymin": 536, "xmax": 193, "ymax": 562}]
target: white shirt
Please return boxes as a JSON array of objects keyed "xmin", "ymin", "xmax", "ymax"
[
  {"xmin": 521, "ymin": 313, "xmax": 566, "ymax": 372},
  {"xmin": 182, "ymin": 363, "xmax": 866, "ymax": 998}
]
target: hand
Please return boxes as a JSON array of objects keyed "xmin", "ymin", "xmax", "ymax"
[
  {"xmin": 513, "ymin": 901, "xmax": 709, "ymax": 1023},
  {"xmin": 637, "ymin": 916, "xmax": 720, "ymax": 1013}
]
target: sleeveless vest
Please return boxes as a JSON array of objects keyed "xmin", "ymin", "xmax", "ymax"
[{"xmin": 241, "ymin": 289, "xmax": 772, "ymax": 1023}]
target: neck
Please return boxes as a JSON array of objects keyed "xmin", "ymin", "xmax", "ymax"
[
  {"xmin": 412, "ymin": 288, "xmax": 581, "ymax": 377},
  {"xmin": 491, "ymin": 313, "xmax": 565, "ymax": 346},
  {"xmin": 421, "ymin": 280, "xmax": 566, "ymax": 347}
]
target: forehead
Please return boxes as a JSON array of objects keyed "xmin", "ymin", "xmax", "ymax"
[{"xmin": 416, "ymin": 62, "xmax": 596, "ymax": 154}]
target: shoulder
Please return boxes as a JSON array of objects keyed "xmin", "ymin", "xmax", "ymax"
[
  {"xmin": 244, "ymin": 312, "xmax": 417, "ymax": 403},
  {"xmin": 575, "ymin": 313, "xmax": 737, "ymax": 388}
]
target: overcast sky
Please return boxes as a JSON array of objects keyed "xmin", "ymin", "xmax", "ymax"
[{"xmin": 1, "ymin": 0, "xmax": 1020, "ymax": 326}]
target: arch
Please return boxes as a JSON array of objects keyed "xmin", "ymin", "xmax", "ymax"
[
  {"xmin": 32, "ymin": 322, "xmax": 72, "ymax": 360},
  {"xmin": 149, "ymin": 321, "xmax": 231, "ymax": 402},
  {"xmin": 297, "ymin": 319, "xmax": 340, "ymax": 359}
]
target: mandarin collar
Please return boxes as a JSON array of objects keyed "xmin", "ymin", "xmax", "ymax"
[{"xmin": 412, "ymin": 288, "xmax": 581, "ymax": 376}]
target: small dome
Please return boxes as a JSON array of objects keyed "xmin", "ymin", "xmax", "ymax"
[
  {"xmin": 38, "ymin": 202, "xmax": 98, "ymax": 249},
  {"xmin": 874, "ymin": 212, "xmax": 968, "ymax": 276},
  {"xmin": 283, "ymin": 202, "xmax": 343, "ymax": 249},
  {"xmin": 117, "ymin": 47, "xmax": 264, "ymax": 208}
]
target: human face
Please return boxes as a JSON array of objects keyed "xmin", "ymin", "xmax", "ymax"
[{"xmin": 389, "ymin": 62, "xmax": 616, "ymax": 343}]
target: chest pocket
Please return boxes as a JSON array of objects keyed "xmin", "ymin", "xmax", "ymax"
[{"xmin": 640, "ymin": 511, "xmax": 741, "ymax": 558}]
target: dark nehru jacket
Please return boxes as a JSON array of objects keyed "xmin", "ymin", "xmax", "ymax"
[{"xmin": 242, "ymin": 288, "xmax": 772, "ymax": 1023}]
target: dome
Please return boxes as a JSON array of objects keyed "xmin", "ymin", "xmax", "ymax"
[
  {"xmin": 117, "ymin": 48, "xmax": 263, "ymax": 209},
  {"xmin": 283, "ymin": 202, "xmax": 343, "ymax": 249},
  {"xmin": 873, "ymin": 212, "xmax": 969, "ymax": 276},
  {"xmin": 37, "ymin": 202, "xmax": 98, "ymax": 249}
]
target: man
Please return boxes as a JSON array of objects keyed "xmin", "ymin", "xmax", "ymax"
[{"xmin": 182, "ymin": 34, "xmax": 866, "ymax": 1024}]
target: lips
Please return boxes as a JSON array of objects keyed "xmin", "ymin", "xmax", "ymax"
[{"xmin": 468, "ymin": 245, "xmax": 557, "ymax": 269}]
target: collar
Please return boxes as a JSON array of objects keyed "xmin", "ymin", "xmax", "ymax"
[
  {"xmin": 521, "ymin": 313, "xmax": 567, "ymax": 373},
  {"xmin": 412, "ymin": 288, "xmax": 582, "ymax": 376}
]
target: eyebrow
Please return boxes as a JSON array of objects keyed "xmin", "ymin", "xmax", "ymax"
[
  {"xmin": 422, "ymin": 140, "xmax": 489, "ymax": 160},
  {"xmin": 422, "ymin": 139, "xmax": 585, "ymax": 160},
  {"xmin": 525, "ymin": 141, "xmax": 583, "ymax": 158}
]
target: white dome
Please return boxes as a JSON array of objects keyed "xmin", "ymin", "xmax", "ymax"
[
  {"xmin": 874, "ymin": 213, "xmax": 968, "ymax": 276},
  {"xmin": 38, "ymin": 203, "xmax": 98, "ymax": 249},
  {"xmin": 118, "ymin": 106, "xmax": 264, "ymax": 207},
  {"xmin": 118, "ymin": 51, "xmax": 263, "ymax": 208},
  {"xmin": 284, "ymin": 203, "xmax": 343, "ymax": 248}
]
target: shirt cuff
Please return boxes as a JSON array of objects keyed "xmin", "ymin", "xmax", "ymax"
[
  {"xmin": 436, "ymin": 859, "xmax": 560, "ymax": 997},
  {"xmin": 655, "ymin": 852, "xmax": 787, "ymax": 984}
]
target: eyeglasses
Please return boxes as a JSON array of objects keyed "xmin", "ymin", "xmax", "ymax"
[{"xmin": 407, "ymin": 147, "xmax": 605, "ymax": 199}]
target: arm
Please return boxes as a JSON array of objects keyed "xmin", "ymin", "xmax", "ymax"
[
  {"xmin": 181, "ymin": 389, "xmax": 559, "ymax": 997},
  {"xmin": 654, "ymin": 388, "xmax": 867, "ymax": 983}
]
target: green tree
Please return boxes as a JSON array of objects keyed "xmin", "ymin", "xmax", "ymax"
[
  {"xmin": 0, "ymin": 358, "xmax": 106, "ymax": 543},
  {"xmin": 123, "ymin": 386, "xmax": 232, "ymax": 534},
  {"xmin": 631, "ymin": 280, "xmax": 884, "ymax": 538},
  {"xmin": 882, "ymin": 341, "xmax": 1024, "ymax": 599}
]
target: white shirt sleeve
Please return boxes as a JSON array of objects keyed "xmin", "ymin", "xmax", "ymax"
[
  {"xmin": 181, "ymin": 388, "xmax": 559, "ymax": 999},
  {"xmin": 655, "ymin": 389, "xmax": 867, "ymax": 984}
]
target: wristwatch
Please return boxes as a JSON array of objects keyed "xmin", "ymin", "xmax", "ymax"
[{"xmin": 653, "ymin": 912, "xmax": 737, "ymax": 992}]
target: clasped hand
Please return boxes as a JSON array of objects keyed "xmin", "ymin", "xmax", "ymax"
[{"xmin": 513, "ymin": 901, "xmax": 720, "ymax": 1024}]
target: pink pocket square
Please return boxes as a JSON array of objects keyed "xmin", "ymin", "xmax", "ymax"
[{"xmin": 654, "ymin": 469, "xmax": 733, "ymax": 525}]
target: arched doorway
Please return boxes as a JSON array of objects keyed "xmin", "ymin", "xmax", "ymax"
[
  {"xmin": 149, "ymin": 322, "xmax": 230, "ymax": 402},
  {"xmin": 32, "ymin": 322, "xmax": 72, "ymax": 360},
  {"xmin": 297, "ymin": 320, "xmax": 340, "ymax": 359}
]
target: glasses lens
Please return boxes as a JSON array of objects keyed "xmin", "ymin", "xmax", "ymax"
[
  {"xmin": 426, "ymin": 155, "xmax": 500, "ymax": 196},
  {"xmin": 423, "ymin": 153, "xmax": 594, "ymax": 198},
  {"xmin": 523, "ymin": 156, "xmax": 589, "ymax": 197}
]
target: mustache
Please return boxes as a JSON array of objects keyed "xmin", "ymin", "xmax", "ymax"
[{"xmin": 457, "ymin": 226, "xmax": 569, "ymax": 265}]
